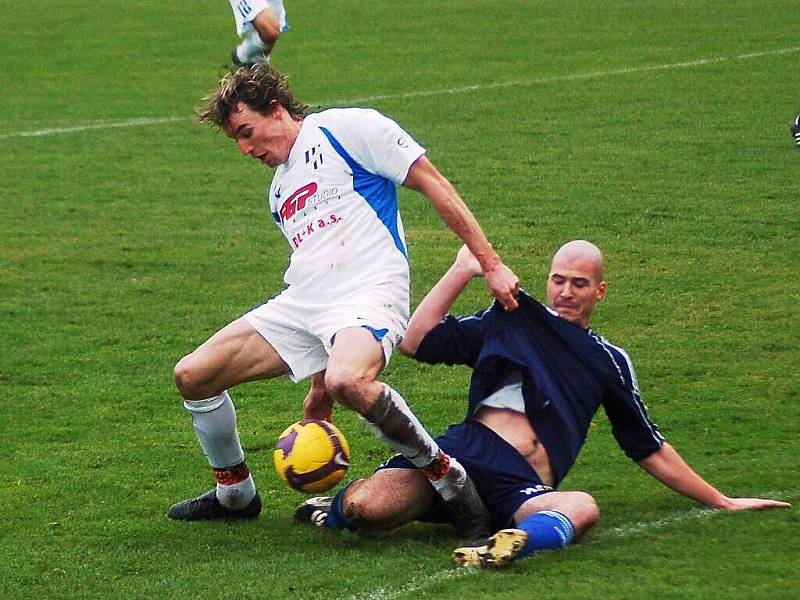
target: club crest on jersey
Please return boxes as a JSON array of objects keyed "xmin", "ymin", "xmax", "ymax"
[{"xmin": 304, "ymin": 145, "xmax": 324, "ymax": 170}]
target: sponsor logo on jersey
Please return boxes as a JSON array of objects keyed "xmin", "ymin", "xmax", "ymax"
[
  {"xmin": 280, "ymin": 183, "xmax": 317, "ymax": 222},
  {"xmin": 279, "ymin": 182, "xmax": 340, "ymax": 223}
]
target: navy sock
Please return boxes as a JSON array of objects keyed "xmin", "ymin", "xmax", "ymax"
[
  {"xmin": 516, "ymin": 510, "xmax": 575, "ymax": 558},
  {"xmin": 324, "ymin": 487, "xmax": 358, "ymax": 531}
]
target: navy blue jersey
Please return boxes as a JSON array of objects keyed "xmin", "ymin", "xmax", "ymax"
[{"xmin": 414, "ymin": 292, "xmax": 664, "ymax": 486}]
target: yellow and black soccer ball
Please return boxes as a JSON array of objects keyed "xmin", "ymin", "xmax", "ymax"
[{"xmin": 273, "ymin": 419, "xmax": 350, "ymax": 493}]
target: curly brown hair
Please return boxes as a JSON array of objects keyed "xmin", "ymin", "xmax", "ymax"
[{"xmin": 197, "ymin": 65, "xmax": 308, "ymax": 128}]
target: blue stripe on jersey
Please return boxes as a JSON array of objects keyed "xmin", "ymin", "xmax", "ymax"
[{"xmin": 318, "ymin": 126, "xmax": 408, "ymax": 258}]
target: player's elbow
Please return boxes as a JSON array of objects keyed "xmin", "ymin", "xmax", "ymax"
[{"xmin": 397, "ymin": 337, "xmax": 418, "ymax": 357}]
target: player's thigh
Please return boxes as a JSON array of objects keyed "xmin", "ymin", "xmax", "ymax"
[
  {"xmin": 326, "ymin": 327, "xmax": 386, "ymax": 384},
  {"xmin": 175, "ymin": 317, "xmax": 289, "ymax": 397},
  {"xmin": 314, "ymin": 287, "xmax": 408, "ymax": 378},
  {"xmin": 344, "ymin": 468, "xmax": 435, "ymax": 528}
]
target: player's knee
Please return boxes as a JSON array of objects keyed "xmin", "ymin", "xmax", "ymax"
[
  {"xmin": 173, "ymin": 354, "xmax": 206, "ymax": 400},
  {"xmin": 341, "ymin": 484, "xmax": 373, "ymax": 526},
  {"xmin": 572, "ymin": 491, "xmax": 600, "ymax": 529},
  {"xmin": 253, "ymin": 10, "xmax": 280, "ymax": 43},
  {"xmin": 324, "ymin": 369, "xmax": 368, "ymax": 408}
]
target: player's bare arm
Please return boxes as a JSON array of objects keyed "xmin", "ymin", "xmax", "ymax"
[
  {"xmin": 402, "ymin": 156, "xmax": 520, "ymax": 310},
  {"xmin": 399, "ymin": 246, "xmax": 483, "ymax": 356},
  {"xmin": 637, "ymin": 442, "xmax": 791, "ymax": 510}
]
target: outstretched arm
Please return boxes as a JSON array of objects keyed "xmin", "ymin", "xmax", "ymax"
[
  {"xmin": 403, "ymin": 156, "xmax": 519, "ymax": 311},
  {"xmin": 637, "ymin": 442, "xmax": 791, "ymax": 510},
  {"xmin": 398, "ymin": 246, "xmax": 482, "ymax": 356}
]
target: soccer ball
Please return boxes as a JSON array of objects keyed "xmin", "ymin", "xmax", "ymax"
[{"xmin": 273, "ymin": 419, "xmax": 350, "ymax": 493}]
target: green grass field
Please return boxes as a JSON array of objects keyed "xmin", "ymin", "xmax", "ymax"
[{"xmin": 2, "ymin": 1, "xmax": 799, "ymax": 598}]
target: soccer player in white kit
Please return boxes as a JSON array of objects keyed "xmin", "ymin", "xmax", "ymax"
[
  {"xmin": 167, "ymin": 66, "xmax": 520, "ymax": 540},
  {"xmin": 228, "ymin": 0, "xmax": 288, "ymax": 67}
]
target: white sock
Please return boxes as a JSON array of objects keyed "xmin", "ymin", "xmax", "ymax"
[
  {"xmin": 184, "ymin": 391, "xmax": 256, "ymax": 508},
  {"xmin": 216, "ymin": 473, "xmax": 257, "ymax": 510},
  {"xmin": 427, "ymin": 456, "xmax": 467, "ymax": 502},
  {"xmin": 184, "ymin": 391, "xmax": 245, "ymax": 467},
  {"xmin": 236, "ymin": 29, "xmax": 268, "ymax": 63},
  {"xmin": 360, "ymin": 386, "xmax": 468, "ymax": 501},
  {"xmin": 361, "ymin": 385, "xmax": 439, "ymax": 468}
]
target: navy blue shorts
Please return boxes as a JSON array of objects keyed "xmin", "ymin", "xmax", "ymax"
[{"xmin": 378, "ymin": 420, "xmax": 554, "ymax": 531}]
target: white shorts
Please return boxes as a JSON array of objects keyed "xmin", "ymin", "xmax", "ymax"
[
  {"xmin": 229, "ymin": 0, "xmax": 288, "ymax": 36},
  {"xmin": 243, "ymin": 286, "xmax": 409, "ymax": 383}
]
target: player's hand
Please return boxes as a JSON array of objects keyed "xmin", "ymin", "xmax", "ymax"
[
  {"xmin": 721, "ymin": 497, "xmax": 792, "ymax": 511},
  {"xmin": 303, "ymin": 373, "xmax": 334, "ymax": 422},
  {"xmin": 453, "ymin": 245, "xmax": 483, "ymax": 278},
  {"xmin": 483, "ymin": 262, "xmax": 520, "ymax": 311},
  {"xmin": 303, "ymin": 388, "xmax": 334, "ymax": 422}
]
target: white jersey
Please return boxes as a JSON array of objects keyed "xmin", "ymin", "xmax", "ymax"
[{"xmin": 268, "ymin": 108, "xmax": 426, "ymax": 301}]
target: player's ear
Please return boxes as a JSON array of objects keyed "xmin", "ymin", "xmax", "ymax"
[
  {"xmin": 597, "ymin": 281, "xmax": 607, "ymax": 301},
  {"xmin": 268, "ymin": 100, "xmax": 282, "ymax": 117}
]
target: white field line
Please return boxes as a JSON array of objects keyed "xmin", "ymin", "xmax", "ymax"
[
  {"xmin": 342, "ymin": 488, "xmax": 796, "ymax": 600},
  {"xmin": 340, "ymin": 45, "xmax": 800, "ymax": 106},
  {"xmin": 0, "ymin": 115, "xmax": 187, "ymax": 140},
  {"xmin": 1, "ymin": 46, "xmax": 798, "ymax": 141}
]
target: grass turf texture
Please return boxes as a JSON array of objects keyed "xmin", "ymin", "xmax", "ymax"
[{"xmin": 1, "ymin": 0, "xmax": 798, "ymax": 598}]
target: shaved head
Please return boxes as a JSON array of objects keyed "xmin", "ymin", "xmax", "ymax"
[
  {"xmin": 551, "ymin": 240, "xmax": 604, "ymax": 282},
  {"xmin": 546, "ymin": 240, "xmax": 606, "ymax": 328}
]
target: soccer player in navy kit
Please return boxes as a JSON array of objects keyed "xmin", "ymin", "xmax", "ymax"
[
  {"xmin": 166, "ymin": 66, "xmax": 519, "ymax": 539},
  {"xmin": 295, "ymin": 241, "xmax": 790, "ymax": 567}
]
